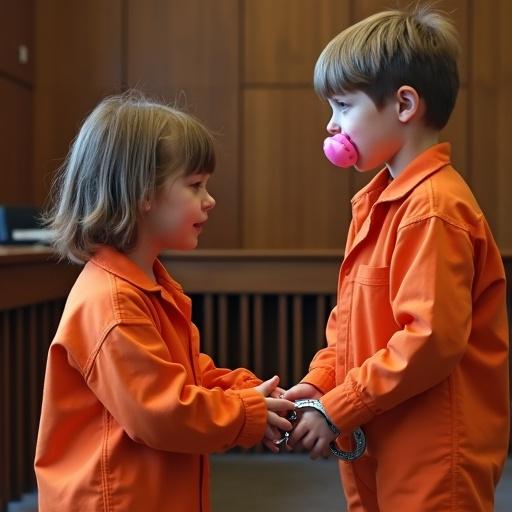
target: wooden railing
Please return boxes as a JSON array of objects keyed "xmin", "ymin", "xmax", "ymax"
[
  {"xmin": 161, "ymin": 250, "xmax": 341, "ymax": 387},
  {"xmin": 1, "ymin": 248, "xmax": 511, "ymax": 510}
]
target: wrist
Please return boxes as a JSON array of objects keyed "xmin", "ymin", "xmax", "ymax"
[{"xmin": 293, "ymin": 398, "xmax": 339, "ymax": 434}]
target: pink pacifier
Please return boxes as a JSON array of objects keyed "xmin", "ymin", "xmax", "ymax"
[{"xmin": 323, "ymin": 133, "xmax": 358, "ymax": 168}]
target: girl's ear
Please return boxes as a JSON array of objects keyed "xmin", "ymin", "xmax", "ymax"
[
  {"xmin": 142, "ymin": 200, "xmax": 151, "ymax": 212},
  {"xmin": 395, "ymin": 86, "xmax": 421, "ymax": 123}
]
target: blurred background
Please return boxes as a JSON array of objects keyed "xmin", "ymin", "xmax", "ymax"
[{"xmin": 1, "ymin": 1, "xmax": 511, "ymax": 511}]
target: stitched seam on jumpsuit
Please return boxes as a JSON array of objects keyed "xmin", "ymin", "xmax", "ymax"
[
  {"xmin": 397, "ymin": 211, "xmax": 472, "ymax": 235},
  {"xmin": 345, "ymin": 279, "xmax": 354, "ymax": 373},
  {"xmin": 83, "ymin": 319, "xmax": 155, "ymax": 381},
  {"xmin": 101, "ymin": 408, "xmax": 112, "ymax": 512},
  {"xmin": 397, "ymin": 214, "xmax": 475, "ymax": 262},
  {"xmin": 110, "ymin": 273, "xmax": 122, "ymax": 320}
]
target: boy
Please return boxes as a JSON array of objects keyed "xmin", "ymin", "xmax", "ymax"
[{"xmin": 284, "ymin": 5, "xmax": 509, "ymax": 511}]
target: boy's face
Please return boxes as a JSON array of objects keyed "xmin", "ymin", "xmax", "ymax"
[{"xmin": 327, "ymin": 91, "xmax": 404, "ymax": 172}]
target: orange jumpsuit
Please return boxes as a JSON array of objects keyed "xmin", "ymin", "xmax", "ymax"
[
  {"xmin": 303, "ymin": 144, "xmax": 509, "ymax": 511},
  {"xmin": 35, "ymin": 247, "xmax": 267, "ymax": 511}
]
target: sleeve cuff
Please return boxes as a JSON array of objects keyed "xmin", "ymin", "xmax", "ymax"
[
  {"xmin": 321, "ymin": 379, "xmax": 375, "ymax": 433},
  {"xmin": 301, "ymin": 367, "xmax": 336, "ymax": 395},
  {"xmin": 230, "ymin": 388, "xmax": 267, "ymax": 448}
]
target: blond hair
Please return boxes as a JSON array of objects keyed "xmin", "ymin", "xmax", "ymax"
[
  {"xmin": 44, "ymin": 91, "xmax": 215, "ymax": 263},
  {"xmin": 314, "ymin": 3, "xmax": 460, "ymax": 129}
]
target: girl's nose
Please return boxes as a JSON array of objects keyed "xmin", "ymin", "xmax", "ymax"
[
  {"xmin": 203, "ymin": 192, "xmax": 216, "ymax": 211},
  {"xmin": 327, "ymin": 117, "xmax": 341, "ymax": 135}
]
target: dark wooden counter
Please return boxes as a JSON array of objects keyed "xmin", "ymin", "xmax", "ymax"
[{"xmin": 0, "ymin": 246, "xmax": 81, "ymax": 310}]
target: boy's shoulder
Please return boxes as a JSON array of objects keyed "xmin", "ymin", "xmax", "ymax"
[{"xmin": 400, "ymin": 163, "xmax": 484, "ymax": 233}]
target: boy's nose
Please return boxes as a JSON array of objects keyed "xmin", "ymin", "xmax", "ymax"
[{"xmin": 326, "ymin": 118, "xmax": 341, "ymax": 135}]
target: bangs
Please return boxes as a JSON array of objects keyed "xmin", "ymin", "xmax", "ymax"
[
  {"xmin": 180, "ymin": 120, "xmax": 216, "ymax": 176},
  {"xmin": 313, "ymin": 38, "xmax": 374, "ymax": 100},
  {"xmin": 157, "ymin": 110, "xmax": 216, "ymax": 186}
]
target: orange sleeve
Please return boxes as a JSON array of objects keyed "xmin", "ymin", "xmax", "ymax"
[
  {"xmin": 301, "ymin": 306, "xmax": 338, "ymax": 393},
  {"xmin": 197, "ymin": 352, "xmax": 262, "ymax": 390},
  {"xmin": 86, "ymin": 321, "xmax": 267, "ymax": 453},
  {"xmin": 323, "ymin": 216, "xmax": 475, "ymax": 432}
]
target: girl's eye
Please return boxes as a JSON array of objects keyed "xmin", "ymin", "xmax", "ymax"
[
  {"xmin": 335, "ymin": 100, "xmax": 347, "ymax": 108},
  {"xmin": 190, "ymin": 181, "xmax": 202, "ymax": 189}
]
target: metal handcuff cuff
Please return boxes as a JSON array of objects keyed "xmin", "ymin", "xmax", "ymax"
[{"xmin": 275, "ymin": 399, "xmax": 366, "ymax": 462}]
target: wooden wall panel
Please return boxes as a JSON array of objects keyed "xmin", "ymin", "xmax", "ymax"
[
  {"xmin": 496, "ymin": 0, "xmax": 512, "ymax": 251},
  {"xmin": 126, "ymin": 0, "xmax": 240, "ymax": 249},
  {"xmin": 243, "ymin": 89, "xmax": 351, "ymax": 248},
  {"xmin": 16, "ymin": 0, "xmax": 512, "ymax": 251},
  {"xmin": 0, "ymin": 0, "xmax": 34, "ymax": 84},
  {"xmin": 242, "ymin": 0, "xmax": 350, "ymax": 249},
  {"xmin": 244, "ymin": 0, "xmax": 350, "ymax": 84},
  {"xmin": 32, "ymin": 0, "xmax": 122, "ymax": 205},
  {"xmin": 471, "ymin": 1, "xmax": 502, "ymax": 242},
  {"xmin": 440, "ymin": 88, "xmax": 468, "ymax": 179},
  {"xmin": 0, "ymin": 78, "xmax": 32, "ymax": 205}
]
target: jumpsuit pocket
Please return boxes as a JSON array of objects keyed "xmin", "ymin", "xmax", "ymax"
[
  {"xmin": 354, "ymin": 264, "xmax": 389, "ymax": 286},
  {"xmin": 349, "ymin": 265, "xmax": 397, "ymax": 365}
]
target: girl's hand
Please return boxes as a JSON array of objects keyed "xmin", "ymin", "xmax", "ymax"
[
  {"xmin": 254, "ymin": 376, "xmax": 296, "ymax": 453},
  {"xmin": 270, "ymin": 386, "xmax": 286, "ymax": 399},
  {"xmin": 282, "ymin": 382, "xmax": 322, "ymax": 402},
  {"xmin": 287, "ymin": 410, "xmax": 338, "ymax": 460}
]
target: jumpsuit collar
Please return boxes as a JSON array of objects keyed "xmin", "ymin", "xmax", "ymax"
[
  {"xmin": 90, "ymin": 246, "xmax": 183, "ymax": 294},
  {"xmin": 352, "ymin": 143, "xmax": 452, "ymax": 207}
]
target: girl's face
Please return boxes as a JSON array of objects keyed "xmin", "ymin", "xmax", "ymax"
[
  {"xmin": 143, "ymin": 172, "xmax": 215, "ymax": 252},
  {"xmin": 327, "ymin": 90, "xmax": 404, "ymax": 172}
]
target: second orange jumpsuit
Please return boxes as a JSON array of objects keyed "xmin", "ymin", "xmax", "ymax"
[{"xmin": 303, "ymin": 143, "xmax": 509, "ymax": 511}]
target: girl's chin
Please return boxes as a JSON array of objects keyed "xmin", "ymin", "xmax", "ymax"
[{"xmin": 166, "ymin": 238, "xmax": 199, "ymax": 251}]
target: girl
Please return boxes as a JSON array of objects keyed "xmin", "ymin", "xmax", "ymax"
[{"xmin": 35, "ymin": 92, "xmax": 295, "ymax": 512}]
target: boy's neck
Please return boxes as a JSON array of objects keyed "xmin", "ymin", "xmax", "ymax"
[{"xmin": 387, "ymin": 128, "xmax": 440, "ymax": 179}]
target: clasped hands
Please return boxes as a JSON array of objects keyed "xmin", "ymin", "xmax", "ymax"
[{"xmin": 254, "ymin": 377, "xmax": 338, "ymax": 460}]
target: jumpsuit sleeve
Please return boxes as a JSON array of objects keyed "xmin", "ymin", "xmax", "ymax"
[
  {"xmin": 197, "ymin": 352, "xmax": 262, "ymax": 390},
  {"xmin": 86, "ymin": 321, "xmax": 267, "ymax": 454},
  {"xmin": 300, "ymin": 306, "xmax": 338, "ymax": 393},
  {"xmin": 322, "ymin": 216, "xmax": 474, "ymax": 432}
]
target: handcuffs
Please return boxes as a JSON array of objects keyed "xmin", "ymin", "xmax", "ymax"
[{"xmin": 275, "ymin": 399, "xmax": 366, "ymax": 462}]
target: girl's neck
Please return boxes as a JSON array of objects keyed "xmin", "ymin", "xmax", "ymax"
[{"xmin": 126, "ymin": 243, "xmax": 159, "ymax": 283}]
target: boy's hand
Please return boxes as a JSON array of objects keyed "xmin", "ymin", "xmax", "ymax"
[
  {"xmin": 287, "ymin": 409, "xmax": 338, "ymax": 460},
  {"xmin": 254, "ymin": 376, "xmax": 296, "ymax": 453},
  {"xmin": 282, "ymin": 382, "xmax": 322, "ymax": 401}
]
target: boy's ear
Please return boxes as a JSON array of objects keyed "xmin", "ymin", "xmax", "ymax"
[{"xmin": 395, "ymin": 86, "xmax": 422, "ymax": 123}]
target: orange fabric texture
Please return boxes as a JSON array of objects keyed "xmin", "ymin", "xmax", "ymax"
[
  {"xmin": 35, "ymin": 247, "xmax": 267, "ymax": 511},
  {"xmin": 303, "ymin": 144, "xmax": 510, "ymax": 511}
]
